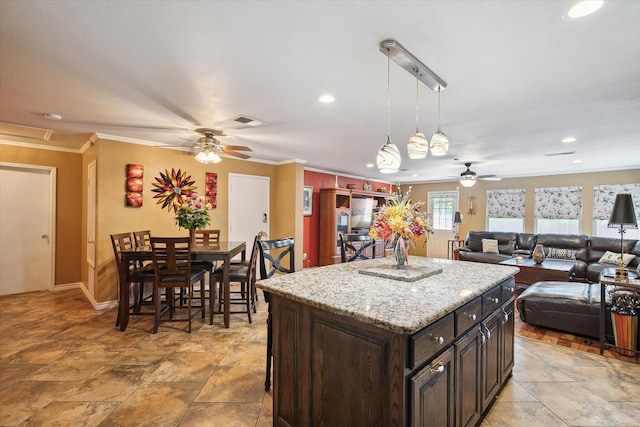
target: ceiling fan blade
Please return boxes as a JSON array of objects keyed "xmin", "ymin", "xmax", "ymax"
[
  {"xmin": 223, "ymin": 148, "xmax": 251, "ymax": 159},
  {"xmin": 222, "ymin": 145, "xmax": 252, "ymax": 152},
  {"xmin": 478, "ymin": 175, "xmax": 502, "ymax": 181}
]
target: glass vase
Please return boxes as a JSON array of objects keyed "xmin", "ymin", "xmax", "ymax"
[
  {"xmin": 532, "ymin": 244, "xmax": 545, "ymax": 264},
  {"xmin": 394, "ymin": 238, "xmax": 409, "ymax": 269}
]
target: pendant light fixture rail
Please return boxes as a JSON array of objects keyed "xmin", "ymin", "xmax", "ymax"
[{"xmin": 379, "ymin": 39, "xmax": 447, "ymax": 91}]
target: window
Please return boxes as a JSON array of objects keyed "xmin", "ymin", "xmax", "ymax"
[
  {"xmin": 593, "ymin": 184, "xmax": 640, "ymax": 239},
  {"xmin": 534, "ymin": 186, "xmax": 582, "ymax": 234},
  {"xmin": 428, "ymin": 191, "xmax": 458, "ymax": 231},
  {"xmin": 488, "ymin": 218, "xmax": 524, "ymax": 232},
  {"xmin": 486, "ymin": 189, "xmax": 525, "ymax": 232}
]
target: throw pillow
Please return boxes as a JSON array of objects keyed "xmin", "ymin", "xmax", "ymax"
[
  {"xmin": 468, "ymin": 232, "xmax": 494, "ymax": 252},
  {"xmin": 482, "ymin": 238, "xmax": 499, "ymax": 254},
  {"xmin": 546, "ymin": 247, "xmax": 577, "ymax": 260},
  {"xmin": 598, "ymin": 250, "xmax": 635, "ymax": 266}
]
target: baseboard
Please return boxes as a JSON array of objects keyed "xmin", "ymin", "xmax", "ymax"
[{"xmin": 53, "ymin": 281, "xmax": 117, "ymax": 311}]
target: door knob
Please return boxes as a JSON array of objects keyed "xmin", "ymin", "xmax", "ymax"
[{"xmin": 262, "ymin": 213, "xmax": 268, "ymax": 223}]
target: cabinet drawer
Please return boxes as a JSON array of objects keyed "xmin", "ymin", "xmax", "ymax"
[
  {"xmin": 410, "ymin": 313, "xmax": 454, "ymax": 369},
  {"xmin": 482, "ymin": 286, "xmax": 502, "ymax": 317},
  {"xmin": 501, "ymin": 277, "xmax": 516, "ymax": 301},
  {"xmin": 455, "ymin": 297, "xmax": 481, "ymax": 335}
]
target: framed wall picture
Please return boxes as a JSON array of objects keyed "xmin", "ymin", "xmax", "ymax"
[{"xmin": 303, "ymin": 185, "xmax": 313, "ymax": 216}]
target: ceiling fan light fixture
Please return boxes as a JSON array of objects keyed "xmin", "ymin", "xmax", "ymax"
[
  {"xmin": 195, "ymin": 148, "xmax": 221, "ymax": 164},
  {"xmin": 459, "ymin": 174, "xmax": 477, "ymax": 188}
]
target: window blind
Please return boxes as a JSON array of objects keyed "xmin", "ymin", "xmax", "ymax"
[
  {"xmin": 593, "ymin": 183, "xmax": 640, "ymax": 220},
  {"xmin": 486, "ymin": 189, "xmax": 525, "ymax": 218},
  {"xmin": 534, "ymin": 186, "xmax": 582, "ymax": 219}
]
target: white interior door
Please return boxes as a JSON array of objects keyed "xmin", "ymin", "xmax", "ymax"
[
  {"xmin": 427, "ymin": 191, "xmax": 459, "ymax": 259},
  {"xmin": 228, "ymin": 174, "xmax": 270, "ymax": 255},
  {"xmin": 0, "ymin": 163, "xmax": 55, "ymax": 295}
]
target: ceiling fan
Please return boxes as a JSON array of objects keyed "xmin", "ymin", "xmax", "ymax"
[
  {"xmin": 457, "ymin": 162, "xmax": 501, "ymax": 187},
  {"xmin": 189, "ymin": 128, "xmax": 252, "ymax": 164}
]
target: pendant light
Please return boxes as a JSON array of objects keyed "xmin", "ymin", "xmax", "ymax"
[
  {"xmin": 430, "ymin": 87, "xmax": 449, "ymax": 156},
  {"xmin": 377, "ymin": 49, "xmax": 401, "ymax": 174},
  {"xmin": 407, "ymin": 71, "xmax": 428, "ymax": 159}
]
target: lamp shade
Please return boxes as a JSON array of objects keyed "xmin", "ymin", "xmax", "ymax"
[
  {"xmin": 608, "ymin": 193, "xmax": 638, "ymax": 229},
  {"xmin": 453, "ymin": 211, "xmax": 462, "ymax": 224}
]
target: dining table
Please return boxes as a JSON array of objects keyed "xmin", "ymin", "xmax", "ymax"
[{"xmin": 117, "ymin": 240, "xmax": 247, "ymax": 331}]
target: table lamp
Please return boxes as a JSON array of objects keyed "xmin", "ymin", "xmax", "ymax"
[
  {"xmin": 453, "ymin": 211, "xmax": 462, "ymax": 240},
  {"xmin": 608, "ymin": 193, "xmax": 638, "ymax": 282}
]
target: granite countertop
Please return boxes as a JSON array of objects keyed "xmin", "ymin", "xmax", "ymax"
[{"xmin": 256, "ymin": 256, "xmax": 519, "ymax": 334}]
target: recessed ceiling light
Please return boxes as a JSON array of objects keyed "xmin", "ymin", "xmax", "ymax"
[
  {"xmin": 366, "ymin": 163, "xmax": 374, "ymax": 168},
  {"xmin": 412, "ymin": 174, "xmax": 419, "ymax": 178},
  {"xmin": 573, "ymin": 159, "xmax": 583, "ymax": 164},
  {"xmin": 567, "ymin": 0, "xmax": 603, "ymax": 19},
  {"xmin": 44, "ymin": 113, "xmax": 62, "ymax": 120},
  {"xmin": 318, "ymin": 94, "xmax": 335, "ymax": 103},
  {"xmin": 561, "ymin": 137, "xmax": 577, "ymax": 143}
]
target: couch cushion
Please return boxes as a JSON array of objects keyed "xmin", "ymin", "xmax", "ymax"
[
  {"xmin": 588, "ymin": 236, "xmax": 637, "ymax": 264},
  {"xmin": 467, "ymin": 231, "xmax": 494, "ymax": 252},
  {"xmin": 535, "ymin": 234, "xmax": 589, "ymax": 262},
  {"xmin": 598, "ymin": 250, "xmax": 635, "ymax": 266},
  {"xmin": 458, "ymin": 250, "xmax": 509, "ymax": 264},
  {"xmin": 517, "ymin": 233, "xmax": 535, "ymax": 252},
  {"xmin": 482, "ymin": 239, "xmax": 499, "ymax": 254},
  {"xmin": 546, "ymin": 247, "xmax": 577, "ymax": 260}
]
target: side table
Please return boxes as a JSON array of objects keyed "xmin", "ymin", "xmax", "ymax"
[
  {"xmin": 599, "ymin": 275, "xmax": 640, "ymax": 357},
  {"xmin": 448, "ymin": 239, "xmax": 465, "ymax": 260}
]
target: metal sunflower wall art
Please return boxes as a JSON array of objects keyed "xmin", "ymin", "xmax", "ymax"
[{"xmin": 151, "ymin": 168, "xmax": 197, "ymax": 212}]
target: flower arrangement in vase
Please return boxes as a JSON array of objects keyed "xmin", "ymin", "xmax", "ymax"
[
  {"xmin": 175, "ymin": 192, "xmax": 212, "ymax": 231},
  {"xmin": 369, "ymin": 185, "xmax": 433, "ymax": 268}
]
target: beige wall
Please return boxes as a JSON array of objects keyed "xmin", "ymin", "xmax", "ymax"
[
  {"xmin": 0, "ymin": 143, "xmax": 83, "ymax": 285},
  {"xmin": 271, "ymin": 161, "xmax": 304, "ymax": 271},
  {"xmin": 408, "ymin": 169, "xmax": 640, "ymax": 241}
]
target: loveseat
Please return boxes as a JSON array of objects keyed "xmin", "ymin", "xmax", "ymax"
[{"xmin": 456, "ymin": 231, "xmax": 640, "ymax": 282}]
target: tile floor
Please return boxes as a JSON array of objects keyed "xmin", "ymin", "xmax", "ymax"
[{"xmin": 1, "ymin": 288, "xmax": 639, "ymax": 426}]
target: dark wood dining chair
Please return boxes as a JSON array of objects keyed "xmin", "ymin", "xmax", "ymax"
[
  {"xmin": 133, "ymin": 229, "xmax": 152, "ymax": 248},
  {"xmin": 339, "ymin": 233, "xmax": 375, "ymax": 263},
  {"xmin": 111, "ymin": 232, "xmax": 155, "ymax": 327},
  {"xmin": 131, "ymin": 230, "xmax": 154, "ymax": 312},
  {"xmin": 190, "ymin": 229, "xmax": 221, "ymax": 309},
  {"xmin": 210, "ymin": 235, "xmax": 260, "ymax": 325},
  {"xmin": 150, "ymin": 236, "xmax": 206, "ymax": 333},
  {"xmin": 257, "ymin": 236, "xmax": 295, "ymax": 391}
]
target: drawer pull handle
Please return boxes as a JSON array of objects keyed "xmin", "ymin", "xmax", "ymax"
[
  {"xmin": 479, "ymin": 327, "xmax": 486, "ymax": 345},
  {"xmin": 490, "ymin": 297, "xmax": 499, "ymax": 304},
  {"xmin": 506, "ymin": 287, "xmax": 515, "ymax": 292},
  {"xmin": 433, "ymin": 336, "xmax": 444, "ymax": 345},
  {"xmin": 502, "ymin": 309, "xmax": 509, "ymax": 322},
  {"xmin": 430, "ymin": 364, "xmax": 445, "ymax": 374},
  {"xmin": 468, "ymin": 313, "xmax": 477, "ymax": 321},
  {"xmin": 484, "ymin": 324, "xmax": 491, "ymax": 340}
]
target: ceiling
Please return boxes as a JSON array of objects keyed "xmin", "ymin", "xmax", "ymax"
[{"xmin": 1, "ymin": 1, "xmax": 639, "ymax": 183}]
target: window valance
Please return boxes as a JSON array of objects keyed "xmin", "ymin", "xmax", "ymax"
[
  {"xmin": 593, "ymin": 183, "xmax": 640, "ymax": 220},
  {"xmin": 486, "ymin": 189, "xmax": 525, "ymax": 218},
  {"xmin": 534, "ymin": 186, "xmax": 582, "ymax": 219}
]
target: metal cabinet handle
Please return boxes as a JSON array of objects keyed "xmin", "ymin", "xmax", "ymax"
[
  {"xmin": 479, "ymin": 327, "xmax": 486, "ymax": 345},
  {"xmin": 484, "ymin": 324, "xmax": 491, "ymax": 341},
  {"xmin": 506, "ymin": 286, "xmax": 515, "ymax": 292},
  {"xmin": 429, "ymin": 363, "xmax": 445, "ymax": 374},
  {"xmin": 490, "ymin": 297, "xmax": 499, "ymax": 304},
  {"xmin": 468, "ymin": 313, "xmax": 477, "ymax": 321},
  {"xmin": 433, "ymin": 336, "xmax": 444, "ymax": 345},
  {"xmin": 502, "ymin": 308, "xmax": 509, "ymax": 322}
]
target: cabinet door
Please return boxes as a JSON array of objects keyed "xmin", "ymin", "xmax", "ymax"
[
  {"xmin": 481, "ymin": 310, "xmax": 501, "ymax": 411},
  {"xmin": 500, "ymin": 299, "xmax": 515, "ymax": 382},
  {"xmin": 410, "ymin": 348, "xmax": 454, "ymax": 427},
  {"xmin": 455, "ymin": 326, "xmax": 482, "ymax": 427}
]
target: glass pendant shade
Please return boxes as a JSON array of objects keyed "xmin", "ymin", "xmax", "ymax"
[
  {"xmin": 195, "ymin": 149, "xmax": 222, "ymax": 164},
  {"xmin": 408, "ymin": 131, "xmax": 428, "ymax": 159},
  {"xmin": 376, "ymin": 135, "xmax": 401, "ymax": 173},
  {"xmin": 430, "ymin": 128, "xmax": 449, "ymax": 156}
]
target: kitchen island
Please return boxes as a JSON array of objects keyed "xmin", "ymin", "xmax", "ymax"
[{"xmin": 256, "ymin": 256, "xmax": 519, "ymax": 427}]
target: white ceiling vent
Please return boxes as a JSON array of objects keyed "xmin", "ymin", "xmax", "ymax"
[
  {"xmin": 543, "ymin": 151, "xmax": 576, "ymax": 157},
  {"xmin": 231, "ymin": 115, "xmax": 267, "ymax": 127}
]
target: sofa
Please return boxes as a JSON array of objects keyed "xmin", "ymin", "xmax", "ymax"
[{"xmin": 456, "ymin": 231, "xmax": 640, "ymax": 282}]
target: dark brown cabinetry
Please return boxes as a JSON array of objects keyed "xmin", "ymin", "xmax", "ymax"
[
  {"xmin": 269, "ymin": 276, "xmax": 516, "ymax": 427},
  {"xmin": 319, "ymin": 188, "xmax": 388, "ymax": 266}
]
